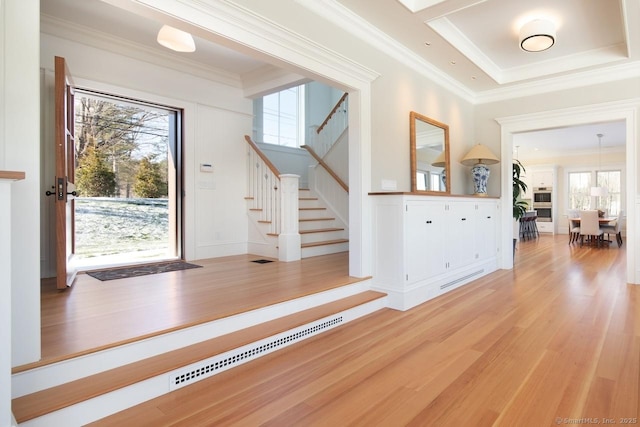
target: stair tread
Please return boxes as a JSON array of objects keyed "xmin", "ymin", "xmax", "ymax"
[
  {"xmin": 301, "ymin": 239, "xmax": 349, "ymax": 248},
  {"xmin": 299, "ymin": 217, "xmax": 335, "ymax": 222},
  {"xmin": 12, "ymin": 289, "xmax": 382, "ymax": 423},
  {"xmin": 299, "ymin": 207, "xmax": 326, "ymax": 211}
]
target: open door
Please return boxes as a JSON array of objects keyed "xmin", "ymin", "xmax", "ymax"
[{"xmin": 54, "ymin": 56, "xmax": 78, "ymax": 289}]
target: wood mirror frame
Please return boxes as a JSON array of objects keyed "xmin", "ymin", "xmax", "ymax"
[{"xmin": 410, "ymin": 111, "xmax": 450, "ymax": 194}]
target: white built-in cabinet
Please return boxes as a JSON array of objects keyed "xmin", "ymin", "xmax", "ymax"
[
  {"xmin": 531, "ymin": 170, "xmax": 554, "ymax": 188},
  {"xmin": 371, "ymin": 194, "xmax": 499, "ymax": 311}
]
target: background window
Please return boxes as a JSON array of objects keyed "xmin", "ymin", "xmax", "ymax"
[
  {"xmin": 260, "ymin": 85, "xmax": 305, "ymax": 147},
  {"xmin": 597, "ymin": 170, "xmax": 621, "ymax": 215},
  {"xmin": 568, "ymin": 172, "xmax": 591, "ymax": 210}
]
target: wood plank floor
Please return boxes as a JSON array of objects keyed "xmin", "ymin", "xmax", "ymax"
[
  {"xmin": 21, "ymin": 252, "xmax": 361, "ymax": 371},
  {"xmin": 88, "ymin": 235, "xmax": 638, "ymax": 427}
]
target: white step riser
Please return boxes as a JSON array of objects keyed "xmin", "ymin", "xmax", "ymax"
[
  {"xmin": 298, "ymin": 209, "xmax": 328, "ymax": 220},
  {"xmin": 298, "ymin": 199, "xmax": 320, "ymax": 208},
  {"xmin": 17, "ymin": 288, "xmax": 383, "ymax": 427},
  {"xmin": 299, "ymin": 219, "xmax": 337, "ymax": 231},
  {"xmin": 301, "ymin": 230, "xmax": 347, "ymax": 244},
  {"xmin": 12, "ymin": 281, "xmax": 371, "ymax": 398},
  {"xmin": 302, "ymin": 242, "xmax": 349, "ymax": 258}
]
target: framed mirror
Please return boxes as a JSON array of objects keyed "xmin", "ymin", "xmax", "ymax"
[{"xmin": 410, "ymin": 111, "xmax": 450, "ymax": 194}]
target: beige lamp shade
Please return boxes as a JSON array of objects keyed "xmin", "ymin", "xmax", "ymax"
[
  {"xmin": 431, "ymin": 151, "xmax": 446, "ymax": 167},
  {"xmin": 157, "ymin": 25, "xmax": 196, "ymax": 52},
  {"xmin": 461, "ymin": 144, "xmax": 499, "ymax": 166}
]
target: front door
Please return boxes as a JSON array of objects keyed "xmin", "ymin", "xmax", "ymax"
[{"xmin": 54, "ymin": 56, "xmax": 78, "ymax": 289}]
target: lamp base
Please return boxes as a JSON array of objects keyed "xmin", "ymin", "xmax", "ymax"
[{"xmin": 471, "ymin": 163, "xmax": 490, "ymax": 196}]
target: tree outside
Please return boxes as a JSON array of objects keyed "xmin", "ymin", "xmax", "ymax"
[{"xmin": 73, "ymin": 91, "xmax": 173, "ymax": 261}]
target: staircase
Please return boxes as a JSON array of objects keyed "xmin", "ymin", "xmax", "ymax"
[
  {"xmin": 298, "ymin": 189, "xmax": 348, "ymax": 257},
  {"xmin": 12, "ymin": 281, "xmax": 385, "ymax": 426},
  {"xmin": 248, "ymin": 188, "xmax": 348, "ymax": 259}
]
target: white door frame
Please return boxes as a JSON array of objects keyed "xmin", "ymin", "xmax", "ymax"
[{"xmin": 497, "ymin": 99, "xmax": 640, "ymax": 284}]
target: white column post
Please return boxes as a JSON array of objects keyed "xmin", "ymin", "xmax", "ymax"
[
  {"xmin": 0, "ymin": 173, "xmax": 24, "ymax": 427},
  {"xmin": 278, "ymin": 174, "xmax": 301, "ymax": 262}
]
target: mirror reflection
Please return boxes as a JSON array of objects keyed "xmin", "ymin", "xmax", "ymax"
[{"xmin": 410, "ymin": 111, "xmax": 450, "ymax": 194}]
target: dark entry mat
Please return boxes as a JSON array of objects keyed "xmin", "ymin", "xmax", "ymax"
[{"xmin": 87, "ymin": 261, "xmax": 202, "ymax": 281}]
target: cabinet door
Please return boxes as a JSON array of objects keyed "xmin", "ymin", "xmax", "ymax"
[
  {"xmin": 447, "ymin": 201, "xmax": 476, "ymax": 269},
  {"xmin": 405, "ymin": 201, "xmax": 446, "ymax": 283},
  {"xmin": 531, "ymin": 170, "xmax": 553, "ymax": 187},
  {"xmin": 475, "ymin": 201, "xmax": 497, "ymax": 261}
]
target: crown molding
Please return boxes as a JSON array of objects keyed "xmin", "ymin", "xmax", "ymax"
[
  {"xmin": 476, "ymin": 61, "xmax": 640, "ymax": 104},
  {"xmin": 117, "ymin": 0, "xmax": 380, "ymax": 88},
  {"xmin": 295, "ymin": 0, "xmax": 475, "ymax": 103},
  {"xmin": 296, "ymin": 0, "xmax": 640, "ymax": 105},
  {"xmin": 40, "ymin": 14, "xmax": 244, "ymax": 88}
]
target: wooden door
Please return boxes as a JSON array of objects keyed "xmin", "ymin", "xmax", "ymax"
[{"xmin": 54, "ymin": 56, "xmax": 78, "ymax": 289}]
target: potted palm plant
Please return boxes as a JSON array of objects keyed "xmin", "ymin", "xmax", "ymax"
[{"xmin": 513, "ymin": 159, "xmax": 528, "ymax": 256}]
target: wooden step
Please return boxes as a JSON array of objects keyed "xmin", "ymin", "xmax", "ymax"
[{"xmin": 12, "ymin": 291, "xmax": 385, "ymax": 424}]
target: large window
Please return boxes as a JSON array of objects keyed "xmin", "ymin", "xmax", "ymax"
[
  {"xmin": 568, "ymin": 172, "xmax": 591, "ymax": 210},
  {"xmin": 258, "ymin": 85, "xmax": 305, "ymax": 148},
  {"xmin": 597, "ymin": 170, "xmax": 621, "ymax": 215},
  {"xmin": 568, "ymin": 169, "xmax": 622, "ymax": 215}
]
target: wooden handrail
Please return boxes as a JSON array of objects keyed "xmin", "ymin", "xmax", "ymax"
[
  {"xmin": 301, "ymin": 145, "xmax": 348, "ymax": 193},
  {"xmin": 243, "ymin": 135, "xmax": 281, "ymax": 177},
  {"xmin": 0, "ymin": 170, "xmax": 25, "ymax": 180},
  {"xmin": 316, "ymin": 93, "xmax": 348, "ymax": 134}
]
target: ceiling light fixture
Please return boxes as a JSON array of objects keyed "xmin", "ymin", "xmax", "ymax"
[
  {"xmin": 519, "ymin": 19, "xmax": 555, "ymax": 52},
  {"xmin": 157, "ymin": 25, "xmax": 196, "ymax": 53}
]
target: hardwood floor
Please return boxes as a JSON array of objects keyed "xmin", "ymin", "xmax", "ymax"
[
  {"xmin": 25, "ymin": 252, "xmax": 362, "ymax": 370},
  {"xmin": 87, "ymin": 234, "xmax": 637, "ymax": 427}
]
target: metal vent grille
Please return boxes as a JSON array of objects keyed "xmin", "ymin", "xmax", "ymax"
[
  {"xmin": 440, "ymin": 269, "xmax": 484, "ymax": 290},
  {"xmin": 169, "ymin": 316, "xmax": 343, "ymax": 390}
]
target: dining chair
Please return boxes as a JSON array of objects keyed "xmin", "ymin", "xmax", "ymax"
[
  {"xmin": 601, "ymin": 209, "xmax": 623, "ymax": 247},
  {"xmin": 567, "ymin": 209, "xmax": 580, "ymax": 244},
  {"xmin": 579, "ymin": 209, "xmax": 604, "ymax": 247}
]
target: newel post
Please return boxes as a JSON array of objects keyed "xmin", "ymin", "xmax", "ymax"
[{"xmin": 278, "ymin": 174, "xmax": 301, "ymax": 262}]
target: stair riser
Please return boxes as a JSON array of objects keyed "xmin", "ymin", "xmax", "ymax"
[
  {"xmin": 302, "ymin": 242, "xmax": 349, "ymax": 258},
  {"xmin": 298, "ymin": 199, "xmax": 321, "ymax": 208},
  {"xmin": 17, "ymin": 287, "xmax": 384, "ymax": 427},
  {"xmin": 299, "ymin": 219, "xmax": 337, "ymax": 230},
  {"xmin": 298, "ymin": 209, "xmax": 328, "ymax": 220},
  {"xmin": 11, "ymin": 280, "xmax": 370, "ymax": 398},
  {"xmin": 301, "ymin": 230, "xmax": 348, "ymax": 244}
]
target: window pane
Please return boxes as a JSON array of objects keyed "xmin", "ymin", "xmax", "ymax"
[
  {"xmin": 597, "ymin": 170, "xmax": 621, "ymax": 215},
  {"xmin": 568, "ymin": 172, "xmax": 591, "ymax": 210},
  {"xmin": 259, "ymin": 85, "xmax": 303, "ymax": 147}
]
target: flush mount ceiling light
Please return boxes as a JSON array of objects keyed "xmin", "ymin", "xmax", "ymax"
[
  {"xmin": 519, "ymin": 19, "xmax": 555, "ymax": 52},
  {"xmin": 157, "ymin": 25, "xmax": 196, "ymax": 53}
]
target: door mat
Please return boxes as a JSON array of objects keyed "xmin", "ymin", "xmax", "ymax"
[{"xmin": 87, "ymin": 261, "xmax": 202, "ymax": 281}]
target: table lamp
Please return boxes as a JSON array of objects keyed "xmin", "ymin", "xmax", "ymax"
[
  {"xmin": 431, "ymin": 151, "xmax": 447, "ymax": 188},
  {"xmin": 461, "ymin": 144, "xmax": 499, "ymax": 196}
]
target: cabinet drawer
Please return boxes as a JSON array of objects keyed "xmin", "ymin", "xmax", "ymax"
[{"xmin": 537, "ymin": 222, "xmax": 553, "ymax": 233}]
